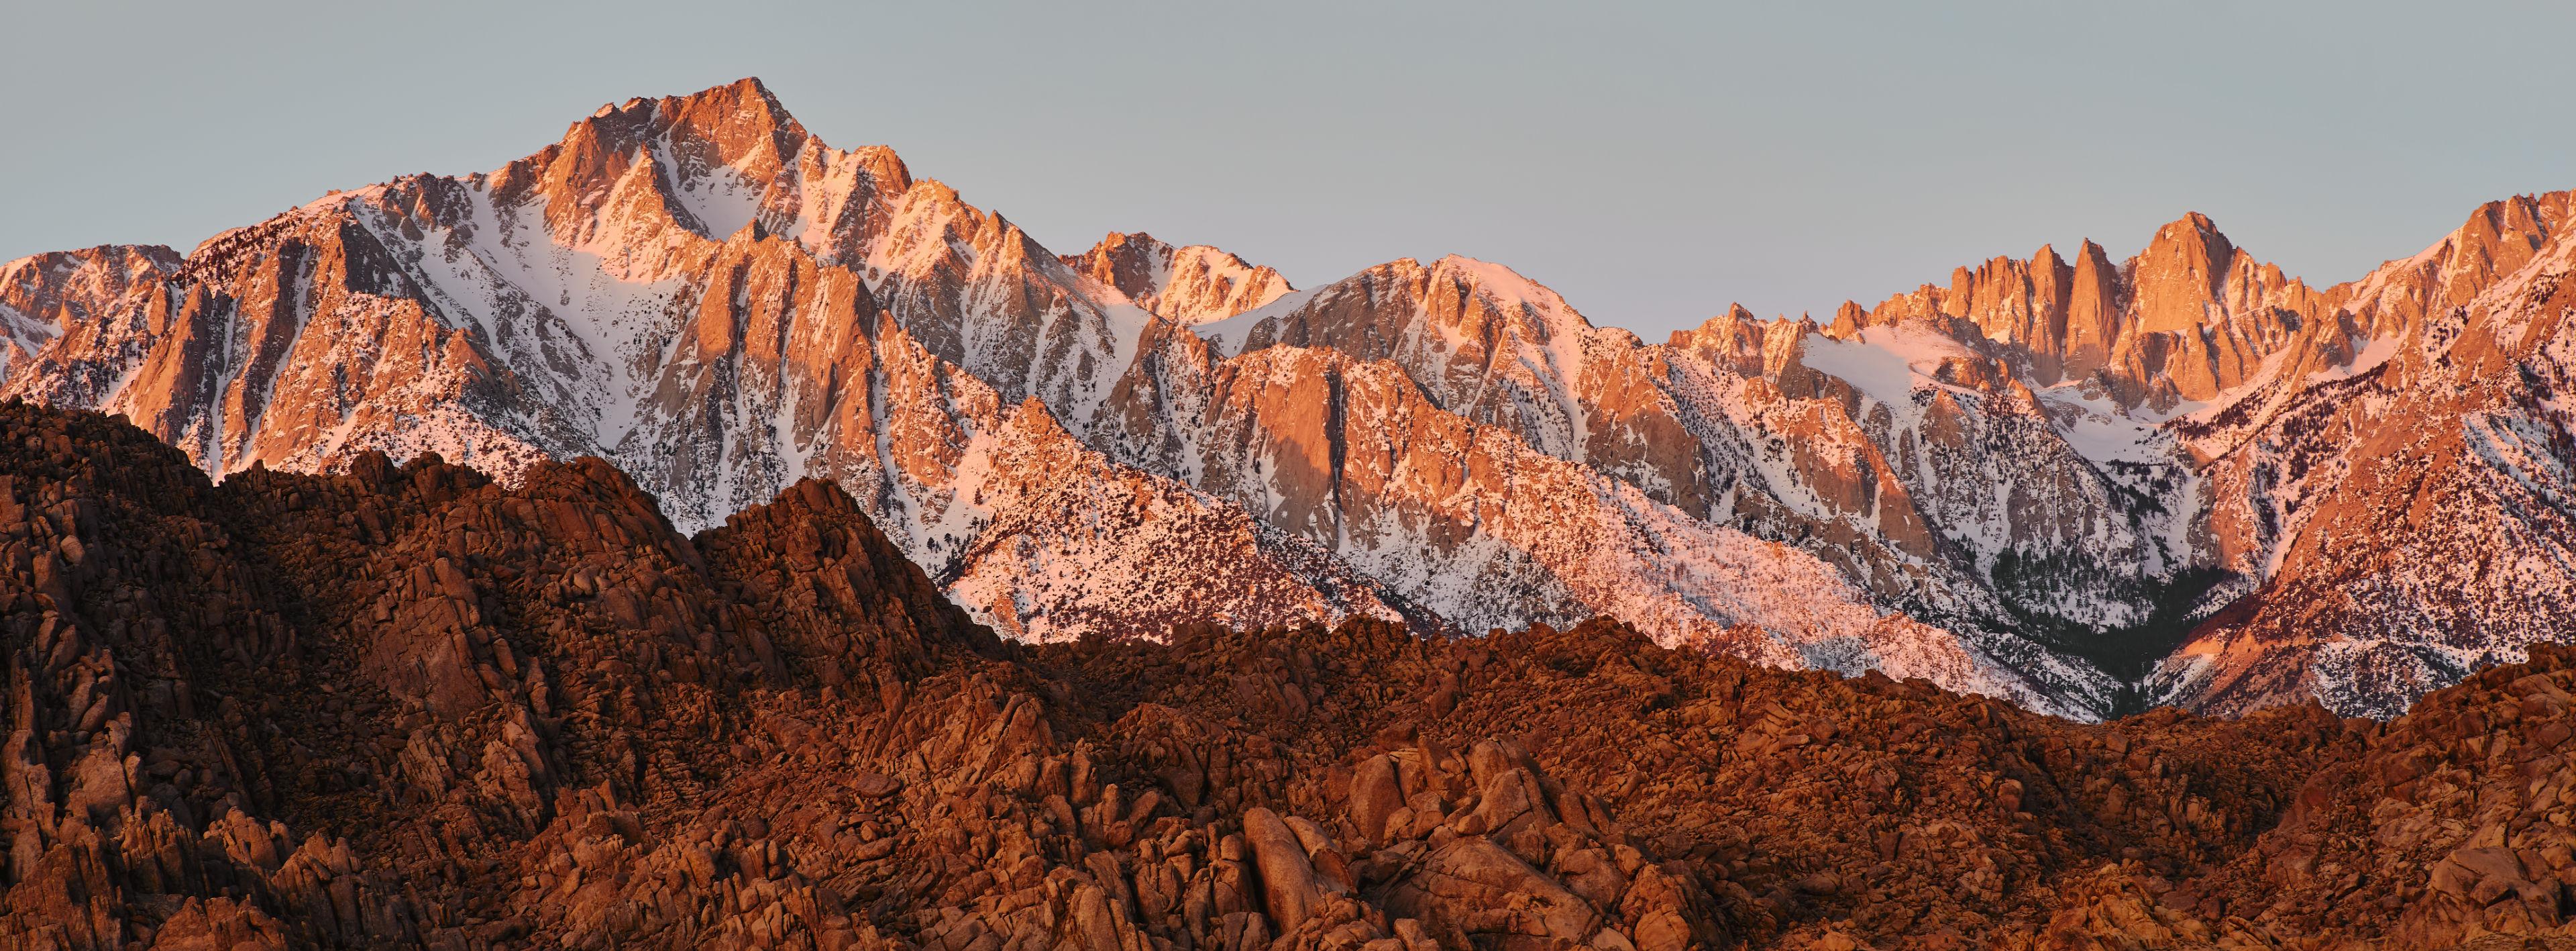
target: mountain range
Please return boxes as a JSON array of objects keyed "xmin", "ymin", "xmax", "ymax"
[{"xmin": 2, "ymin": 78, "xmax": 2569, "ymax": 721}]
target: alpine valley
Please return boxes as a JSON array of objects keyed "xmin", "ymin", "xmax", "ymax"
[{"xmin": 4, "ymin": 79, "xmax": 2571, "ymax": 722}]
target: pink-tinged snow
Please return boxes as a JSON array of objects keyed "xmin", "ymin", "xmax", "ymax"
[
  {"xmin": 1794, "ymin": 324, "xmax": 1982, "ymax": 417},
  {"xmin": 1566, "ymin": 470, "xmax": 2086, "ymax": 719},
  {"xmin": 1191, "ymin": 287, "xmax": 1325, "ymax": 357},
  {"xmin": 942, "ymin": 477, "xmax": 1409, "ymax": 643},
  {"xmin": 0, "ymin": 286, "xmax": 63, "ymax": 377},
  {"xmin": 2308, "ymin": 334, "xmax": 2404, "ymax": 385},
  {"xmin": 1111, "ymin": 242, "xmax": 1295, "ymax": 326},
  {"xmin": 1440, "ymin": 256, "xmax": 1599, "ymax": 459},
  {"xmin": 1796, "ymin": 331, "xmax": 1921, "ymax": 411},
  {"xmin": 923, "ymin": 396, "xmax": 1411, "ymax": 643},
  {"xmin": 2032, "ymin": 386, "xmax": 2182, "ymax": 466},
  {"xmin": 2463, "ymin": 408, "xmax": 2575, "ymax": 509}
]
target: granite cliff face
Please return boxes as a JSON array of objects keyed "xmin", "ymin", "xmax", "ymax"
[
  {"xmin": 0, "ymin": 78, "xmax": 2569, "ymax": 719},
  {"xmin": 5, "ymin": 405, "xmax": 2576, "ymax": 950}
]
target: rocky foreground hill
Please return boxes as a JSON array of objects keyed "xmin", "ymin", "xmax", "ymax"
[{"xmin": 3, "ymin": 403, "xmax": 2575, "ymax": 950}]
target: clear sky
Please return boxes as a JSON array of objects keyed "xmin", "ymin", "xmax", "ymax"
[{"xmin": 5, "ymin": 1, "xmax": 2571, "ymax": 338}]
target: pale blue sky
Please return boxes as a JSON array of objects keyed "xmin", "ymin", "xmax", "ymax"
[{"xmin": 5, "ymin": 1, "xmax": 2569, "ymax": 336}]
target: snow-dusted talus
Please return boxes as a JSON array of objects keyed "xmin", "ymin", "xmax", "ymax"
[
  {"xmin": 0, "ymin": 79, "xmax": 1407, "ymax": 644},
  {"xmin": 2151, "ymin": 193, "xmax": 2576, "ymax": 717}
]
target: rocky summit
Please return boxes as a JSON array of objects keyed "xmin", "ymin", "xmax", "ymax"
[{"xmin": 0, "ymin": 403, "xmax": 2574, "ymax": 950}]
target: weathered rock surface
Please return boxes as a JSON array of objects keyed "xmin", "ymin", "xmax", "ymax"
[{"xmin": 0, "ymin": 402, "xmax": 2571, "ymax": 950}]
